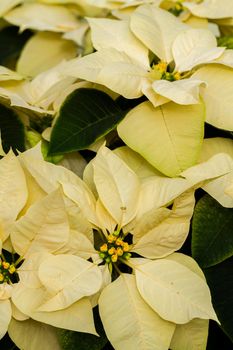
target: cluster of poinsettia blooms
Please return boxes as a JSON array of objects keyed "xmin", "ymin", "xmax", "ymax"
[{"xmin": 0, "ymin": 0, "xmax": 233, "ymax": 349}]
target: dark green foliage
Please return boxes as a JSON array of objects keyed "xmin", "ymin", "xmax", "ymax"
[
  {"xmin": 0, "ymin": 26, "xmax": 31, "ymax": 68},
  {"xmin": 49, "ymin": 88, "xmax": 126, "ymax": 155},
  {"xmin": 218, "ymin": 36, "xmax": 233, "ymax": 49},
  {"xmin": 204, "ymin": 256, "xmax": 233, "ymax": 343},
  {"xmin": 0, "ymin": 103, "xmax": 25, "ymax": 153},
  {"xmin": 192, "ymin": 194, "xmax": 233, "ymax": 268}
]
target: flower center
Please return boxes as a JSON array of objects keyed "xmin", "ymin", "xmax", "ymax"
[
  {"xmin": 0, "ymin": 258, "xmax": 17, "ymax": 284},
  {"xmin": 98, "ymin": 231, "xmax": 131, "ymax": 264},
  {"xmin": 168, "ymin": 1, "xmax": 184, "ymax": 16},
  {"xmin": 149, "ymin": 61, "xmax": 181, "ymax": 82}
]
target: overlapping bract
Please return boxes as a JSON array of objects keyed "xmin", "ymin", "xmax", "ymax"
[
  {"xmin": 0, "ymin": 1, "xmax": 233, "ymax": 349},
  {"xmin": 1, "ymin": 139, "xmax": 233, "ymax": 349}
]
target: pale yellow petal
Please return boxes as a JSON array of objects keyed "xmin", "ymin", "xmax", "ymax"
[
  {"xmin": 118, "ymin": 100, "xmax": 205, "ymax": 177},
  {"xmin": 96, "ymin": 60, "xmax": 146, "ymax": 98},
  {"xmin": 184, "ymin": 15, "xmax": 208, "ymax": 29},
  {"xmin": 0, "ymin": 0, "xmax": 21, "ymax": 17},
  {"xmin": 11, "ymin": 189, "xmax": 70, "ymax": 257},
  {"xmin": 37, "ymin": 254, "xmax": 102, "ymax": 311},
  {"xmin": 58, "ymin": 152, "xmax": 87, "ymax": 178},
  {"xmin": 20, "ymin": 145, "xmax": 97, "ymax": 226},
  {"xmin": 172, "ymin": 29, "xmax": 224, "ymax": 73},
  {"xmin": 8, "ymin": 318, "xmax": 61, "ymax": 350},
  {"xmin": 113, "ymin": 146, "xmax": 161, "ymax": 178},
  {"xmin": 0, "ymin": 66, "xmax": 23, "ymax": 81},
  {"xmin": 11, "ymin": 303, "xmax": 29, "ymax": 321},
  {"xmin": 170, "ymin": 318, "xmax": 208, "ymax": 350},
  {"xmin": 183, "ymin": 0, "xmax": 233, "ymax": 19},
  {"xmin": 167, "ymin": 253, "xmax": 209, "ymax": 350},
  {"xmin": 19, "ymin": 167, "xmax": 46, "ymax": 217},
  {"xmin": 99, "ymin": 274, "xmax": 175, "ymax": 350},
  {"xmin": 96, "ymin": 198, "xmax": 118, "ymax": 233},
  {"xmin": 152, "ymin": 79, "xmax": 205, "ymax": 105},
  {"xmin": 87, "ymin": 17, "xmax": 149, "ymax": 68},
  {"xmin": 130, "ymin": 5, "xmax": 188, "ymax": 62},
  {"xmin": 0, "ymin": 151, "xmax": 28, "ymax": 241},
  {"xmin": 4, "ymin": 3, "xmax": 79, "ymax": 32},
  {"xmin": 135, "ymin": 259, "xmax": 218, "ymax": 323},
  {"xmin": 0, "ymin": 300, "xmax": 12, "ymax": 339},
  {"xmin": 17, "ymin": 32, "xmax": 77, "ymax": 78},
  {"xmin": 13, "ymin": 282, "xmax": 97, "ymax": 333},
  {"xmin": 213, "ymin": 50, "xmax": 233, "ymax": 69},
  {"xmin": 198, "ymin": 138, "xmax": 233, "ymax": 207},
  {"xmin": 192, "ymin": 65, "xmax": 233, "ymax": 130},
  {"xmin": 93, "ymin": 146, "xmax": 140, "ymax": 226},
  {"xmin": 132, "ymin": 190, "xmax": 195, "ymax": 258}
]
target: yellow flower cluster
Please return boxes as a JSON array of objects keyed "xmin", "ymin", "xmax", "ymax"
[
  {"xmin": 0, "ymin": 260, "xmax": 16, "ymax": 284},
  {"xmin": 99, "ymin": 234, "xmax": 131, "ymax": 264},
  {"xmin": 151, "ymin": 61, "xmax": 181, "ymax": 82},
  {"xmin": 168, "ymin": 1, "xmax": 184, "ymax": 16}
]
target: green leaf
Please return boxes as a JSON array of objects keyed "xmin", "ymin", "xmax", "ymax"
[
  {"xmin": 0, "ymin": 26, "xmax": 31, "ymax": 68},
  {"xmin": 118, "ymin": 100, "xmax": 205, "ymax": 177},
  {"xmin": 217, "ymin": 36, "xmax": 233, "ymax": 49},
  {"xmin": 192, "ymin": 194, "xmax": 233, "ymax": 268},
  {"xmin": 58, "ymin": 307, "xmax": 108, "ymax": 350},
  {"xmin": 49, "ymin": 88, "xmax": 125, "ymax": 156},
  {"xmin": 0, "ymin": 103, "xmax": 25, "ymax": 153},
  {"xmin": 204, "ymin": 256, "xmax": 233, "ymax": 343},
  {"xmin": 41, "ymin": 140, "xmax": 64, "ymax": 164}
]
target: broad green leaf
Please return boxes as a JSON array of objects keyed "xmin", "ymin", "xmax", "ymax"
[
  {"xmin": 204, "ymin": 256, "xmax": 233, "ymax": 342},
  {"xmin": 135, "ymin": 258, "xmax": 218, "ymax": 324},
  {"xmin": 192, "ymin": 194, "xmax": 233, "ymax": 268},
  {"xmin": 118, "ymin": 100, "xmax": 205, "ymax": 177},
  {"xmin": 0, "ymin": 103, "xmax": 25, "ymax": 153},
  {"xmin": 8, "ymin": 319, "xmax": 61, "ymax": 350},
  {"xmin": 192, "ymin": 65, "xmax": 233, "ymax": 130},
  {"xmin": 17, "ymin": 31, "xmax": 77, "ymax": 78},
  {"xmin": 99, "ymin": 274, "xmax": 175, "ymax": 350},
  {"xmin": 49, "ymin": 88, "xmax": 125, "ymax": 155}
]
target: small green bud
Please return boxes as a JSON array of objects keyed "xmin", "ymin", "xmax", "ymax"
[
  {"xmin": 99, "ymin": 252, "xmax": 106, "ymax": 259},
  {"xmin": 123, "ymin": 252, "xmax": 131, "ymax": 261}
]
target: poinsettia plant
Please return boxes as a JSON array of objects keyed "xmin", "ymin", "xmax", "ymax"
[{"xmin": 0, "ymin": 1, "xmax": 233, "ymax": 350}]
